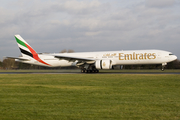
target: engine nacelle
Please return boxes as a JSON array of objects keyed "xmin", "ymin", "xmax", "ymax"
[{"xmin": 95, "ymin": 60, "xmax": 112, "ymax": 70}]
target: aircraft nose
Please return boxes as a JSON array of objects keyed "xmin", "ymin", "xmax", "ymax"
[
  {"xmin": 172, "ymin": 55, "xmax": 178, "ymax": 61},
  {"xmin": 174, "ymin": 55, "xmax": 178, "ymax": 60}
]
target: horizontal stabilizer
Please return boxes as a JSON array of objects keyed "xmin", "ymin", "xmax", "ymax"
[{"xmin": 6, "ymin": 57, "xmax": 30, "ymax": 61}]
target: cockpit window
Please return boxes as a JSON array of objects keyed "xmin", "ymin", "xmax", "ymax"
[{"xmin": 169, "ymin": 54, "xmax": 174, "ymax": 55}]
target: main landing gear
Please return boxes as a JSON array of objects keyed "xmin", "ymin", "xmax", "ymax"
[{"xmin": 81, "ymin": 69, "xmax": 99, "ymax": 73}]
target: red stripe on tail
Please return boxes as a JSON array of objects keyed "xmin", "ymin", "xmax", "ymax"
[{"xmin": 25, "ymin": 43, "xmax": 51, "ymax": 66}]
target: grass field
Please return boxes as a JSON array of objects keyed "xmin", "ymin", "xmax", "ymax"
[{"xmin": 0, "ymin": 74, "xmax": 180, "ymax": 120}]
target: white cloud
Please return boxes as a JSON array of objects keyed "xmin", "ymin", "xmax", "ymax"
[
  {"xmin": 146, "ymin": 0, "xmax": 175, "ymax": 7},
  {"xmin": 85, "ymin": 31, "xmax": 101, "ymax": 36},
  {"xmin": 63, "ymin": 0, "xmax": 101, "ymax": 11},
  {"xmin": 0, "ymin": 0, "xmax": 180, "ymax": 59}
]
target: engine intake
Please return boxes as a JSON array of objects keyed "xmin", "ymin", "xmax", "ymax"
[{"xmin": 95, "ymin": 60, "xmax": 112, "ymax": 69}]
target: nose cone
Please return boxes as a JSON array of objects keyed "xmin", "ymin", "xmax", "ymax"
[
  {"xmin": 174, "ymin": 55, "xmax": 178, "ymax": 60},
  {"xmin": 168, "ymin": 52, "xmax": 177, "ymax": 62},
  {"xmin": 172, "ymin": 55, "xmax": 177, "ymax": 61}
]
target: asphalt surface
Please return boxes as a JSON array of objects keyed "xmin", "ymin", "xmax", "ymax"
[{"xmin": 0, "ymin": 72, "xmax": 180, "ymax": 74}]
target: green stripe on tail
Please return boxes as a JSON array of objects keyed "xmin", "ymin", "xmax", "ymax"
[{"xmin": 15, "ymin": 36, "xmax": 28, "ymax": 48}]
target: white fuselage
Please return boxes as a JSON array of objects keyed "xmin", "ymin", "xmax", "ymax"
[{"xmin": 16, "ymin": 49, "xmax": 177, "ymax": 67}]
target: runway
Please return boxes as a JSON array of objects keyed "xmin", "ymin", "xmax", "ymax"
[{"xmin": 0, "ymin": 71, "xmax": 180, "ymax": 74}]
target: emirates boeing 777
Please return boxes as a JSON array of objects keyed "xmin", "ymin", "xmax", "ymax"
[{"xmin": 7, "ymin": 35, "xmax": 177, "ymax": 73}]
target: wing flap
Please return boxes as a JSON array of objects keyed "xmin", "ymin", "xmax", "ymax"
[{"xmin": 54, "ymin": 55, "xmax": 96, "ymax": 63}]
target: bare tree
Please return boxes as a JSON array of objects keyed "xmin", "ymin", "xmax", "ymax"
[
  {"xmin": 2, "ymin": 58, "xmax": 17, "ymax": 69},
  {"xmin": 0, "ymin": 60, "xmax": 2, "ymax": 69},
  {"xmin": 60, "ymin": 49, "xmax": 67, "ymax": 53},
  {"xmin": 67, "ymin": 49, "xmax": 74, "ymax": 53},
  {"xmin": 60, "ymin": 49, "xmax": 74, "ymax": 53}
]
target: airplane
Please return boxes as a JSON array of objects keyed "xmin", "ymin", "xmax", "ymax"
[{"xmin": 7, "ymin": 35, "xmax": 177, "ymax": 73}]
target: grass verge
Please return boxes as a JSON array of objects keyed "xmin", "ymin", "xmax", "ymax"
[{"xmin": 0, "ymin": 74, "xmax": 180, "ymax": 120}]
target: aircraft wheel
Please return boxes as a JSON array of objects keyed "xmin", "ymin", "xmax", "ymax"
[
  {"xmin": 81, "ymin": 69, "xmax": 85, "ymax": 73},
  {"xmin": 86, "ymin": 70, "xmax": 91, "ymax": 73},
  {"xmin": 161, "ymin": 66, "xmax": 165, "ymax": 71}
]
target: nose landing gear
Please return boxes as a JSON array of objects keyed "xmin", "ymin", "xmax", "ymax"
[
  {"xmin": 161, "ymin": 67, "xmax": 165, "ymax": 71},
  {"xmin": 161, "ymin": 63, "xmax": 167, "ymax": 71}
]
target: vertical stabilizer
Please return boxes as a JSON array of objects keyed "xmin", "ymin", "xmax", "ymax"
[
  {"xmin": 15, "ymin": 35, "xmax": 36, "ymax": 58},
  {"xmin": 14, "ymin": 35, "xmax": 50, "ymax": 66}
]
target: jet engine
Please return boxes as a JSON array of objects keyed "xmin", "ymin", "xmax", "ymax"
[{"xmin": 95, "ymin": 60, "xmax": 112, "ymax": 69}]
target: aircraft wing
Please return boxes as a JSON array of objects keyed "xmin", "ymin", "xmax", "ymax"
[
  {"xmin": 6, "ymin": 57, "xmax": 30, "ymax": 61},
  {"xmin": 54, "ymin": 55, "xmax": 96, "ymax": 64}
]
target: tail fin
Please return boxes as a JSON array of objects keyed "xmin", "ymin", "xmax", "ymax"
[
  {"xmin": 15, "ymin": 35, "xmax": 51, "ymax": 66},
  {"xmin": 15, "ymin": 35, "xmax": 37, "ymax": 58}
]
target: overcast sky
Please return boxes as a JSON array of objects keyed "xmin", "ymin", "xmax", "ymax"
[{"xmin": 0, "ymin": 0, "xmax": 180, "ymax": 60}]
